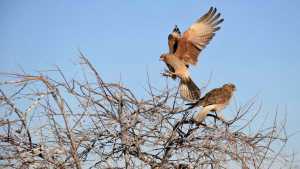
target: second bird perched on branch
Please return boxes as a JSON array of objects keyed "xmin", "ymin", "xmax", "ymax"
[
  {"xmin": 160, "ymin": 7, "xmax": 224, "ymax": 101},
  {"xmin": 187, "ymin": 83, "xmax": 236, "ymax": 124}
]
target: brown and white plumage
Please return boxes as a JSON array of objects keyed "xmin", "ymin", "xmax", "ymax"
[
  {"xmin": 160, "ymin": 7, "xmax": 223, "ymax": 101},
  {"xmin": 175, "ymin": 7, "xmax": 223, "ymax": 65},
  {"xmin": 161, "ymin": 53, "xmax": 200, "ymax": 101},
  {"xmin": 188, "ymin": 83, "xmax": 236, "ymax": 123},
  {"xmin": 165, "ymin": 25, "xmax": 182, "ymax": 80}
]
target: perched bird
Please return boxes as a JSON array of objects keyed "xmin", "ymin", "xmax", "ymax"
[
  {"xmin": 160, "ymin": 7, "xmax": 224, "ymax": 101},
  {"xmin": 188, "ymin": 83, "xmax": 236, "ymax": 123}
]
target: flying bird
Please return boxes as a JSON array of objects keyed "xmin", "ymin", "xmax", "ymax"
[
  {"xmin": 188, "ymin": 83, "xmax": 236, "ymax": 124},
  {"xmin": 160, "ymin": 7, "xmax": 224, "ymax": 101}
]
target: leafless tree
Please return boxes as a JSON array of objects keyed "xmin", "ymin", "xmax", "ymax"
[{"xmin": 0, "ymin": 54, "xmax": 294, "ymax": 169}]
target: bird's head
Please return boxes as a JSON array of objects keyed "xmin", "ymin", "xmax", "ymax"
[{"xmin": 223, "ymin": 83, "xmax": 236, "ymax": 92}]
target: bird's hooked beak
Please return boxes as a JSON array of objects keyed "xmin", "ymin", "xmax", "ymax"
[
  {"xmin": 160, "ymin": 55, "xmax": 164, "ymax": 61},
  {"xmin": 230, "ymin": 84, "xmax": 236, "ymax": 91}
]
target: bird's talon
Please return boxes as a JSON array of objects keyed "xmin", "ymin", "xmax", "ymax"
[{"xmin": 161, "ymin": 71, "xmax": 175, "ymax": 78}]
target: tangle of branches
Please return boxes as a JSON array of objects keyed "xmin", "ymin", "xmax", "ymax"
[{"xmin": 0, "ymin": 55, "xmax": 293, "ymax": 169}]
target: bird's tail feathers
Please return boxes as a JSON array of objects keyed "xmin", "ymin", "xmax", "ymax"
[{"xmin": 179, "ymin": 77, "xmax": 200, "ymax": 102}]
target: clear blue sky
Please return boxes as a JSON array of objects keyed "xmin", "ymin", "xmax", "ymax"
[{"xmin": 1, "ymin": 0, "xmax": 300, "ymax": 158}]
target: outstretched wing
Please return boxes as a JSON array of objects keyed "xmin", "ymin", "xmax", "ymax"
[
  {"xmin": 168, "ymin": 25, "xmax": 181, "ymax": 54},
  {"xmin": 175, "ymin": 7, "xmax": 223, "ymax": 65}
]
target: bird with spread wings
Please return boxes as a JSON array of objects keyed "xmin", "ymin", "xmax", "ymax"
[{"xmin": 160, "ymin": 7, "xmax": 224, "ymax": 101}]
